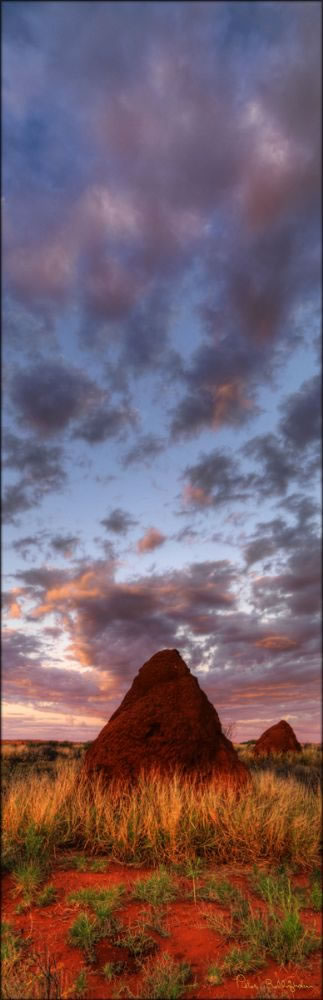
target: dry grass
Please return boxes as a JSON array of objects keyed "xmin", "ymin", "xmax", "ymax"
[{"xmin": 2, "ymin": 758, "xmax": 321, "ymax": 871}]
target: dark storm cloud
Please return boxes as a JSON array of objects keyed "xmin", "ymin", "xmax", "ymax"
[
  {"xmin": 100, "ymin": 508, "xmax": 138, "ymax": 536},
  {"xmin": 278, "ymin": 374, "xmax": 321, "ymax": 449},
  {"xmin": 122, "ymin": 434, "xmax": 166, "ymax": 468},
  {"xmin": 10, "ymin": 361, "xmax": 100, "ymax": 435}
]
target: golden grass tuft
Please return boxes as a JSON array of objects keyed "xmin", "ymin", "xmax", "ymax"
[{"xmin": 2, "ymin": 759, "xmax": 321, "ymax": 871}]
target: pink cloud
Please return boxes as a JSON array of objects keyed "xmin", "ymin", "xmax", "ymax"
[{"xmin": 137, "ymin": 528, "xmax": 166, "ymax": 554}]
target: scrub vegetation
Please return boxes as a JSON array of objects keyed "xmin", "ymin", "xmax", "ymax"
[
  {"xmin": 1, "ymin": 741, "xmax": 321, "ymax": 1000},
  {"xmin": 2, "ymin": 746, "xmax": 321, "ymax": 872}
]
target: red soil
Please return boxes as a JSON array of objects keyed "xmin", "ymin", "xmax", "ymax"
[
  {"xmin": 84, "ymin": 649, "xmax": 249, "ymax": 786},
  {"xmin": 2, "ymin": 858, "xmax": 322, "ymax": 1000}
]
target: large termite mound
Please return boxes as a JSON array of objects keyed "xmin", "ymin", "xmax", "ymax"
[
  {"xmin": 253, "ymin": 719, "xmax": 301, "ymax": 756},
  {"xmin": 83, "ymin": 649, "xmax": 249, "ymax": 785}
]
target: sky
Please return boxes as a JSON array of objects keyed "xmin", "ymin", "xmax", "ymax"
[{"xmin": 2, "ymin": 1, "xmax": 321, "ymax": 744}]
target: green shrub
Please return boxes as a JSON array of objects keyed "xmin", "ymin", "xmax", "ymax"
[
  {"xmin": 132, "ymin": 867, "xmax": 177, "ymax": 905},
  {"xmin": 141, "ymin": 953, "xmax": 192, "ymax": 999}
]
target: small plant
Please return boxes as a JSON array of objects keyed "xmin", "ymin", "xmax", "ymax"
[
  {"xmin": 14, "ymin": 901, "xmax": 29, "ymax": 914},
  {"xmin": 102, "ymin": 962, "xmax": 116, "ymax": 982},
  {"xmin": 237, "ymin": 905, "xmax": 266, "ymax": 943},
  {"xmin": 1, "ymin": 922, "xmax": 23, "ymax": 963},
  {"xmin": 132, "ymin": 867, "xmax": 177, "ymax": 906},
  {"xmin": 309, "ymin": 874, "xmax": 322, "ymax": 911},
  {"xmin": 196, "ymin": 875, "xmax": 245, "ymax": 907},
  {"xmin": 206, "ymin": 962, "xmax": 223, "ymax": 986},
  {"xmin": 12, "ymin": 859, "xmax": 45, "ymax": 903},
  {"xmin": 117, "ymin": 919, "xmax": 157, "ymax": 960},
  {"xmin": 61, "ymin": 853, "xmax": 108, "ymax": 872},
  {"xmin": 249, "ymin": 866, "xmax": 291, "ymax": 904},
  {"xmin": 73, "ymin": 970, "xmax": 87, "ymax": 997},
  {"xmin": 35, "ymin": 884, "xmax": 58, "ymax": 907},
  {"xmin": 142, "ymin": 906, "xmax": 170, "ymax": 937},
  {"xmin": 90, "ymin": 858, "xmax": 108, "ymax": 872},
  {"xmin": 141, "ymin": 952, "xmax": 192, "ymax": 999},
  {"xmin": 63, "ymin": 854, "xmax": 88, "ymax": 871},
  {"xmin": 223, "ymin": 946, "xmax": 265, "ymax": 975},
  {"xmin": 68, "ymin": 911, "xmax": 100, "ymax": 961},
  {"xmin": 230, "ymin": 895, "xmax": 250, "ymax": 921},
  {"xmin": 102, "ymin": 961, "xmax": 126, "ymax": 981},
  {"xmin": 184, "ymin": 857, "xmax": 204, "ymax": 905},
  {"xmin": 265, "ymin": 899, "xmax": 321, "ymax": 965},
  {"xmin": 23, "ymin": 822, "xmax": 49, "ymax": 863},
  {"xmin": 67, "ymin": 884, "xmax": 124, "ymax": 913},
  {"xmin": 205, "ymin": 911, "xmax": 237, "ymax": 941}
]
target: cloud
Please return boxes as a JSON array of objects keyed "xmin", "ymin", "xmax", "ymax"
[
  {"xmin": 100, "ymin": 508, "xmax": 138, "ymax": 536},
  {"xmin": 182, "ymin": 449, "xmax": 254, "ymax": 509},
  {"xmin": 2, "ymin": 628, "xmax": 106, "ymax": 717},
  {"xmin": 243, "ymin": 432, "xmax": 313, "ymax": 497},
  {"xmin": 2, "ymin": 589, "xmax": 24, "ymax": 619},
  {"xmin": 12, "ymin": 533, "xmax": 48, "ymax": 561},
  {"xmin": 15, "ymin": 557, "xmax": 237, "ymax": 678},
  {"xmin": 279, "ymin": 374, "xmax": 321, "ymax": 450},
  {"xmin": 4, "ymin": 433, "xmax": 65, "ymax": 489},
  {"xmin": 2, "ymin": 2, "xmax": 321, "ymax": 743},
  {"xmin": 252, "ymin": 536, "xmax": 320, "ymax": 619},
  {"xmin": 3, "ymin": 1, "xmax": 320, "ymax": 414},
  {"xmin": 5, "ymin": 535, "xmax": 320, "ymax": 739},
  {"xmin": 2, "ymin": 481, "xmax": 35, "ymax": 523},
  {"xmin": 73, "ymin": 401, "xmax": 134, "ymax": 444},
  {"xmin": 10, "ymin": 361, "xmax": 100, "ymax": 435},
  {"xmin": 2, "ymin": 433, "xmax": 67, "ymax": 522},
  {"xmin": 136, "ymin": 528, "xmax": 166, "ymax": 554},
  {"xmin": 50, "ymin": 534, "xmax": 80, "ymax": 558},
  {"xmin": 122, "ymin": 434, "xmax": 166, "ymax": 467},
  {"xmin": 255, "ymin": 636, "xmax": 298, "ymax": 652},
  {"xmin": 244, "ymin": 498, "xmax": 319, "ymax": 568}
]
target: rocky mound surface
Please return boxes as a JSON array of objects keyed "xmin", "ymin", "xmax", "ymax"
[
  {"xmin": 254, "ymin": 719, "xmax": 301, "ymax": 756},
  {"xmin": 84, "ymin": 649, "xmax": 249, "ymax": 785}
]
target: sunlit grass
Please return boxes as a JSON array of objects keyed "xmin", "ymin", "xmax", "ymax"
[
  {"xmin": 2, "ymin": 759, "xmax": 321, "ymax": 871},
  {"xmin": 141, "ymin": 953, "xmax": 192, "ymax": 999}
]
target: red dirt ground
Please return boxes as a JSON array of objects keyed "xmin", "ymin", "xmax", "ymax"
[{"xmin": 2, "ymin": 858, "xmax": 322, "ymax": 1000}]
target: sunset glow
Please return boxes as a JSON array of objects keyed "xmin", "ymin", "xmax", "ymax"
[{"xmin": 3, "ymin": 1, "xmax": 321, "ymax": 743}]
